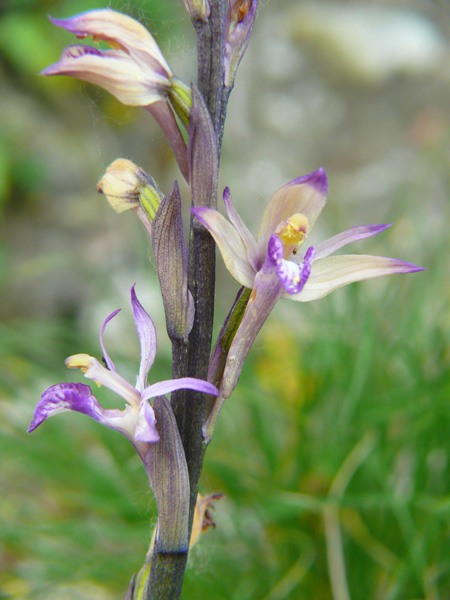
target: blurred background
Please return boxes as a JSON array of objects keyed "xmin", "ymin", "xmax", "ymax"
[{"xmin": 1, "ymin": 0, "xmax": 449, "ymax": 598}]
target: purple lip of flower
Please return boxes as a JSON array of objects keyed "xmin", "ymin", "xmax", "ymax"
[
  {"xmin": 267, "ymin": 236, "xmax": 316, "ymax": 295},
  {"xmin": 193, "ymin": 167, "xmax": 424, "ymax": 400},
  {"xmin": 28, "ymin": 285, "xmax": 218, "ymax": 455}
]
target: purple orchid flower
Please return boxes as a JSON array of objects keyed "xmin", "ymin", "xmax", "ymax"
[
  {"xmin": 41, "ymin": 9, "xmax": 189, "ymax": 179},
  {"xmin": 193, "ymin": 167, "xmax": 424, "ymax": 399},
  {"xmin": 28, "ymin": 286, "xmax": 218, "ymax": 460}
]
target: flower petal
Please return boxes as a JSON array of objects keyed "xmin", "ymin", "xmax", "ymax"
[
  {"xmin": 257, "ymin": 168, "xmax": 328, "ymax": 257},
  {"xmin": 223, "ymin": 187, "xmax": 261, "ymax": 272},
  {"xmin": 29, "ymin": 381, "xmax": 152, "ymax": 449},
  {"xmin": 130, "ymin": 285, "xmax": 157, "ymax": 392},
  {"xmin": 192, "ymin": 207, "xmax": 256, "ymax": 288},
  {"xmin": 49, "ymin": 9, "xmax": 171, "ymax": 77},
  {"xmin": 141, "ymin": 377, "xmax": 219, "ymax": 402},
  {"xmin": 276, "ymin": 245, "xmax": 315, "ymax": 294},
  {"xmin": 134, "ymin": 400, "xmax": 159, "ymax": 442},
  {"xmin": 41, "ymin": 45, "xmax": 169, "ymax": 106},
  {"xmin": 267, "ymin": 234, "xmax": 284, "ymax": 263},
  {"xmin": 100, "ymin": 308, "xmax": 121, "ymax": 372},
  {"xmin": 313, "ymin": 224, "xmax": 392, "ymax": 260},
  {"xmin": 28, "ymin": 382, "xmax": 122, "ymax": 432},
  {"xmin": 288, "ymin": 254, "xmax": 425, "ymax": 302}
]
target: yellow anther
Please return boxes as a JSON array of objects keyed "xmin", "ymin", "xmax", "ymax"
[
  {"xmin": 65, "ymin": 353, "xmax": 93, "ymax": 373},
  {"xmin": 276, "ymin": 213, "xmax": 309, "ymax": 246}
]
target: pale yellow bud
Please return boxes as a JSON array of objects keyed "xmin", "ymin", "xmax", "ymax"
[
  {"xmin": 97, "ymin": 159, "xmax": 139, "ymax": 213},
  {"xmin": 97, "ymin": 159, "xmax": 163, "ymax": 239}
]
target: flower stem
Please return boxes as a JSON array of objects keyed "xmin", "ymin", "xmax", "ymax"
[
  {"xmin": 148, "ymin": 1, "xmax": 230, "ymax": 598},
  {"xmin": 194, "ymin": 0, "xmax": 227, "ymax": 143},
  {"xmin": 203, "ymin": 286, "xmax": 251, "ymax": 444},
  {"xmin": 147, "ymin": 553, "xmax": 188, "ymax": 600},
  {"xmin": 171, "ymin": 0, "xmax": 228, "ymax": 517},
  {"xmin": 173, "ymin": 0, "xmax": 228, "ymax": 513}
]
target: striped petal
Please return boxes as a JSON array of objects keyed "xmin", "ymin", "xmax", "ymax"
[
  {"xmin": 131, "ymin": 286, "xmax": 157, "ymax": 392},
  {"xmin": 276, "ymin": 246, "xmax": 315, "ymax": 294},
  {"xmin": 28, "ymin": 382, "xmax": 158, "ymax": 447},
  {"xmin": 257, "ymin": 168, "xmax": 328, "ymax": 258},
  {"xmin": 49, "ymin": 9, "xmax": 172, "ymax": 78},
  {"xmin": 223, "ymin": 187, "xmax": 261, "ymax": 272},
  {"xmin": 192, "ymin": 207, "xmax": 256, "ymax": 288},
  {"xmin": 28, "ymin": 382, "xmax": 126, "ymax": 433},
  {"xmin": 141, "ymin": 377, "xmax": 219, "ymax": 403},
  {"xmin": 288, "ymin": 254, "xmax": 425, "ymax": 302},
  {"xmin": 313, "ymin": 224, "xmax": 392, "ymax": 260},
  {"xmin": 41, "ymin": 45, "xmax": 168, "ymax": 106},
  {"xmin": 100, "ymin": 308, "xmax": 121, "ymax": 372}
]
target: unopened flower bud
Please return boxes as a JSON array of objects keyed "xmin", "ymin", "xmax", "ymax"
[
  {"xmin": 229, "ymin": 0, "xmax": 252, "ymax": 33},
  {"xmin": 225, "ymin": 0, "xmax": 259, "ymax": 89},
  {"xmin": 97, "ymin": 159, "xmax": 163, "ymax": 234},
  {"xmin": 182, "ymin": 0, "xmax": 210, "ymax": 23}
]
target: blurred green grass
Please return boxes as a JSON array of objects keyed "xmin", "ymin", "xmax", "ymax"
[{"xmin": 1, "ymin": 1, "xmax": 450, "ymax": 599}]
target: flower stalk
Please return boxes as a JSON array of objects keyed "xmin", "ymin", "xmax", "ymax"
[
  {"xmin": 194, "ymin": 0, "xmax": 228, "ymax": 143},
  {"xmin": 147, "ymin": 1, "xmax": 231, "ymax": 597},
  {"xmin": 203, "ymin": 285, "xmax": 251, "ymax": 443}
]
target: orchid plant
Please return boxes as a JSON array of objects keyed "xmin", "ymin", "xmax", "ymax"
[{"xmin": 29, "ymin": 3, "xmax": 424, "ymax": 599}]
